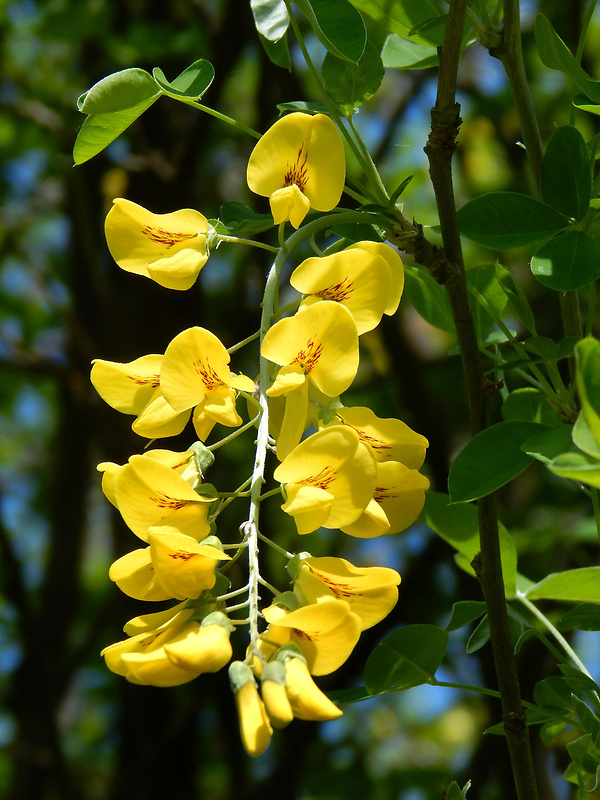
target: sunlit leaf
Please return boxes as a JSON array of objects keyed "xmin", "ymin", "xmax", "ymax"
[
  {"xmin": 251, "ymin": 0, "xmax": 290, "ymax": 41},
  {"xmin": 152, "ymin": 60, "xmax": 215, "ymax": 99},
  {"xmin": 525, "ymin": 567, "xmax": 600, "ymax": 602},
  {"xmin": 294, "ymin": 0, "xmax": 367, "ymax": 62},
  {"xmin": 531, "ymin": 231, "xmax": 600, "ymax": 291}
]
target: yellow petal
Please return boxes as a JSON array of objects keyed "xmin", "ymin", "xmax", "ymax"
[
  {"xmin": 275, "ymin": 380, "xmax": 309, "ymax": 462},
  {"xmin": 295, "ymin": 556, "xmax": 400, "ymax": 631},
  {"xmin": 274, "ymin": 427, "xmax": 377, "ymax": 532},
  {"xmin": 132, "ymin": 392, "xmax": 190, "ymax": 439},
  {"xmin": 91, "ymin": 355, "xmax": 162, "ymax": 415},
  {"xmin": 281, "ymin": 484, "xmax": 334, "ymax": 535},
  {"xmin": 247, "ymin": 113, "xmax": 345, "ymax": 213},
  {"xmin": 269, "ymin": 185, "xmax": 311, "ymax": 228},
  {"xmin": 342, "ymin": 462, "xmax": 430, "ymax": 538},
  {"xmin": 284, "ymin": 657, "xmax": 342, "ymax": 720},
  {"xmin": 336, "ymin": 406, "xmax": 429, "ymax": 467},
  {"xmin": 234, "ymin": 681, "xmax": 273, "ymax": 757},
  {"xmin": 261, "ymin": 301, "xmax": 359, "ymax": 397},
  {"xmin": 164, "ymin": 623, "xmax": 232, "ymax": 673},
  {"xmin": 346, "ymin": 241, "xmax": 404, "ymax": 315},
  {"xmin": 161, "ymin": 326, "xmax": 252, "ymax": 413},
  {"xmin": 149, "ymin": 530, "xmax": 229, "ymax": 600},
  {"xmin": 114, "ymin": 455, "xmax": 212, "ymax": 541},
  {"xmin": 266, "ymin": 364, "xmax": 306, "ymax": 398},
  {"xmin": 105, "ymin": 198, "xmax": 209, "ymax": 289},
  {"xmin": 290, "ymin": 247, "xmax": 392, "ymax": 334},
  {"xmin": 263, "ymin": 598, "xmax": 361, "ymax": 675},
  {"xmin": 109, "ymin": 547, "xmax": 171, "ymax": 601}
]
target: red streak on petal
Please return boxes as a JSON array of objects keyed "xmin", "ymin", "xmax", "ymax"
[{"xmin": 283, "ymin": 144, "xmax": 309, "ymax": 191}]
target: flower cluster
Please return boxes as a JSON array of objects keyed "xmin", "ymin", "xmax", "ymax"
[{"xmin": 94, "ymin": 112, "xmax": 429, "ymax": 756}]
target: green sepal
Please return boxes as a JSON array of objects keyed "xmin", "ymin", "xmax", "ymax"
[
  {"xmin": 261, "ymin": 660, "xmax": 287, "ymax": 685},
  {"xmin": 228, "ymin": 660, "xmax": 256, "ymax": 692},
  {"xmin": 190, "ymin": 441, "xmax": 215, "ymax": 474},
  {"xmin": 274, "ymin": 642, "xmax": 306, "ymax": 664},
  {"xmin": 286, "ymin": 551, "xmax": 311, "ymax": 581},
  {"xmin": 270, "ymin": 591, "xmax": 300, "ymax": 612},
  {"xmin": 200, "ymin": 610, "xmax": 235, "ymax": 633},
  {"xmin": 211, "ymin": 571, "xmax": 231, "ymax": 598}
]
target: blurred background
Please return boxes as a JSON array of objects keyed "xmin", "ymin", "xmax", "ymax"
[{"xmin": 1, "ymin": 0, "xmax": 599, "ymax": 798}]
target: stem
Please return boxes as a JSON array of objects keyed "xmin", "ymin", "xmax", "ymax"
[
  {"xmin": 517, "ymin": 592, "xmax": 593, "ymax": 678},
  {"xmin": 258, "ymin": 531, "xmax": 294, "ymax": 559},
  {"xmin": 218, "ymin": 235, "xmax": 279, "ymax": 254},
  {"xmin": 207, "ymin": 415, "xmax": 260, "ymax": 451},
  {"xmin": 492, "ymin": 0, "xmax": 543, "ymax": 196},
  {"xmin": 426, "ymin": 2, "xmax": 540, "ymax": 798},
  {"xmin": 591, "ymin": 488, "xmax": 600, "ymax": 545},
  {"xmin": 182, "ymin": 98, "xmax": 261, "ymax": 139},
  {"xmin": 227, "ymin": 330, "xmax": 260, "ymax": 354},
  {"xmin": 284, "ymin": 3, "xmax": 387, "ymax": 205}
]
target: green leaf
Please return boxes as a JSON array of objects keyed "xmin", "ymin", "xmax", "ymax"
[
  {"xmin": 364, "ymin": 624, "xmax": 449, "ymax": 695},
  {"xmin": 422, "ymin": 492, "xmax": 517, "ymax": 596},
  {"xmin": 219, "ymin": 202, "xmax": 274, "ymax": 235},
  {"xmin": 535, "ymin": 14, "xmax": 600, "ymax": 103},
  {"xmin": 152, "ymin": 59, "xmax": 214, "ymax": 100},
  {"xmin": 322, "ymin": 40, "xmax": 384, "ymax": 108},
  {"xmin": 74, "ymin": 69, "xmax": 162, "ymax": 164},
  {"xmin": 348, "ymin": 0, "xmax": 446, "ymax": 45},
  {"xmin": 573, "ymin": 411, "xmax": 600, "ymax": 460},
  {"xmin": 403, "ymin": 264, "xmax": 455, "ymax": 334},
  {"xmin": 541, "ymin": 125, "xmax": 591, "ymax": 221},
  {"xmin": 457, "ymin": 192, "xmax": 568, "ymax": 250},
  {"xmin": 525, "ymin": 567, "xmax": 600, "ymax": 602},
  {"xmin": 521, "ymin": 424, "xmax": 576, "ymax": 464},
  {"xmin": 259, "ymin": 31, "xmax": 292, "ymax": 69},
  {"xmin": 501, "ymin": 388, "xmax": 560, "ymax": 426},
  {"xmin": 576, "ymin": 338, "xmax": 600, "ymax": 450},
  {"xmin": 531, "ymin": 230, "xmax": 600, "ymax": 291},
  {"xmin": 326, "ymin": 685, "xmax": 371, "ymax": 703},
  {"xmin": 444, "ymin": 780, "xmax": 471, "ymax": 800},
  {"xmin": 77, "ymin": 68, "xmax": 160, "ymax": 114},
  {"xmin": 293, "ymin": 0, "xmax": 367, "ymax": 62},
  {"xmin": 534, "ymin": 675, "xmax": 573, "ymax": 711},
  {"xmin": 467, "ymin": 264, "xmax": 508, "ymax": 342},
  {"xmin": 572, "ymin": 95, "xmax": 600, "ymax": 117},
  {"xmin": 494, "ymin": 263, "xmax": 537, "ymax": 334},
  {"xmin": 251, "ymin": 0, "xmax": 290, "ymax": 41},
  {"xmin": 381, "ymin": 34, "xmax": 438, "ymax": 69},
  {"xmin": 277, "ymin": 100, "xmax": 330, "ymax": 114},
  {"xmin": 448, "ymin": 421, "xmax": 547, "ymax": 503},
  {"xmin": 549, "ymin": 451, "xmax": 600, "ymax": 488},
  {"xmin": 445, "ymin": 600, "xmax": 487, "ymax": 631},
  {"xmin": 557, "ymin": 603, "xmax": 600, "ymax": 632}
]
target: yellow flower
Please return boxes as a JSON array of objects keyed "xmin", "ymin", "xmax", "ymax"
[
  {"xmin": 331, "ymin": 406, "xmax": 429, "ymax": 468},
  {"xmin": 160, "ymin": 326, "xmax": 255, "ymax": 441},
  {"xmin": 98, "ymin": 448, "xmax": 200, "ymax": 507},
  {"xmin": 102, "ymin": 610, "xmax": 233, "ymax": 687},
  {"xmin": 273, "ymin": 426, "xmax": 376, "ymax": 535},
  {"xmin": 247, "ymin": 113, "xmax": 345, "ymax": 229},
  {"xmin": 261, "ymin": 301, "xmax": 359, "ymax": 459},
  {"xmin": 341, "ymin": 461, "xmax": 430, "ymax": 538},
  {"xmin": 108, "ymin": 527, "xmax": 230, "ymax": 601},
  {"xmin": 91, "ymin": 354, "xmax": 189, "ymax": 439},
  {"xmin": 294, "ymin": 556, "xmax": 400, "ymax": 631},
  {"xmin": 229, "ymin": 662, "xmax": 273, "ymax": 757},
  {"xmin": 290, "ymin": 242, "xmax": 403, "ymax": 335},
  {"xmin": 261, "ymin": 654, "xmax": 342, "ymax": 726},
  {"xmin": 105, "ymin": 198, "xmax": 209, "ymax": 290},
  {"xmin": 281, "ymin": 654, "xmax": 343, "ymax": 721},
  {"xmin": 108, "ymin": 452, "xmax": 213, "ymax": 541},
  {"xmin": 259, "ymin": 598, "xmax": 361, "ymax": 676},
  {"xmin": 345, "ymin": 241, "xmax": 405, "ymax": 317}
]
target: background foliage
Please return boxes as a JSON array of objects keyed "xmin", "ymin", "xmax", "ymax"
[{"xmin": 1, "ymin": 0, "xmax": 600, "ymax": 798}]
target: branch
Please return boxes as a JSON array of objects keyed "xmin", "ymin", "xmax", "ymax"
[{"xmin": 421, "ymin": 2, "xmax": 540, "ymax": 798}]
